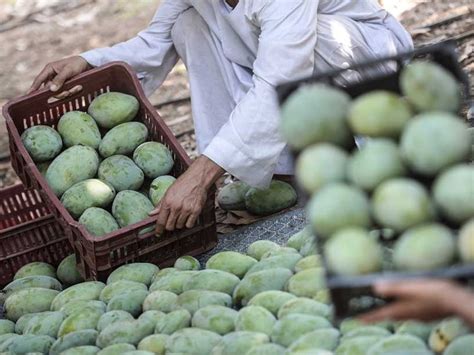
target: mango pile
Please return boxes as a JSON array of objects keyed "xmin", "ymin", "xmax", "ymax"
[
  {"xmin": 21, "ymin": 92, "xmax": 176, "ymax": 237},
  {"xmin": 2, "ymin": 232, "xmax": 473, "ymax": 354},
  {"xmin": 280, "ymin": 60, "xmax": 474, "ymax": 276}
]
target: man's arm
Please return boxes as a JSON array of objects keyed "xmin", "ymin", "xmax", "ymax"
[
  {"xmin": 29, "ymin": 0, "xmax": 191, "ymax": 95},
  {"xmin": 202, "ymin": 0, "xmax": 320, "ymax": 188}
]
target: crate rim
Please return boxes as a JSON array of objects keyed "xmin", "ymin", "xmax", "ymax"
[{"xmin": 2, "ymin": 61, "xmax": 199, "ymax": 243}]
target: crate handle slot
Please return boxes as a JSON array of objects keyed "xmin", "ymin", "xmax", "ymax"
[{"xmin": 47, "ymin": 85, "xmax": 83, "ymax": 105}]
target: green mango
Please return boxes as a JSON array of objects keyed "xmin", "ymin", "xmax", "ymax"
[
  {"xmin": 294, "ymin": 255, "xmax": 322, "ymax": 272},
  {"xmin": 278, "ymin": 297, "xmax": 332, "ymax": 319},
  {"xmin": 271, "ymin": 314, "xmax": 332, "ymax": 347},
  {"xmin": 0, "ymin": 334, "xmax": 54, "ymax": 354},
  {"xmin": 49, "ymin": 329, "xmax": 98, "ymax": 355},
  {"xmin": 24, "ymin": 311, "xmax": 65, "ymax": 337},
  {"xmin": 100, "ymin": 280, "xmax": 147, "ymax": 303},
  {"xmin": 245, "ymin": 253, "xmax": 302, "ymax": 275},
  {"xmin": 149, "ymin": 271, "xmax": 197, "ymax": 294},
  {"xmin": 51, "ymin": 281, "xmax": 106, "ymax": 311},
  {"xmin": 97, "ymin": 343, "xmax": 136, "ymax": 355},
  {"xmin": 400, "ymin": 60, "xmax": 460, "ymax": 113},
  {"xmin": 60, "ymin": 300, "xmax": 106, "ymax": 317},
  {"xmin": 154, "ymin": 309, "xmax": 191, "ymax": 335},
  {"xmin": 444, "ymin": 334, "xmax": 474, "ymax": 355},
  {"xmin": 217, "ymin": 181, "xmax": 251, "ymax": 211},
  {"xmin": 286, "ymin": 267, "xmax": 326, "ymax": 297},
  {"xmin": 46, "ymin": 145, "xmax": 99, "ymax": 196},
  {"xmin": 0, "ymin": 333, "xmax": 19, "ymax": 346},
  {"xmin": 61, "ymin": 179, "xmax": 116, "ymax": 219},
  {"xmin": 459, "ymin": 219, "xmax": 474, "ymax": 263},
  {"xmin": 286, "ymin": 226, "xmax": 314, "ymax": 252},
  {"xmin": 96, "ymin": 320, "xmax": 153, "ymax": 348},
  {"xmin": 99, "ymin": 122, "xmax": 148, "ymax": 158},
  {"xmin": 106, "ymin": 289, "xmax": 149, "ymax": 317},
  {"xmin": 246, "ymin": 343, "xmax": 286, "ymax": 355},
  {"xmin": 79, "ymin": 207, "xmax": 120, "ymax": 237},
  {"xmin": 173, "ymin": 255, "xmax": 200, "ymax": 271},
  {"xmin": 133, "ymin": 142, "xmax": 174, "ymax": 179},
  {"xmin": 234, "ymin": 306, "xmax": 276, "ymax": 336},
  {"xmin": 206, "ymin": 251, "xmax": 257, "ymax": 279},
  {"xmin": 183, "ymin": 270, "xmax": 240, "ymax": 295},
  {"xmin": 211, "ymin": 331, "xmax": 269, "ymax": 355},
  {"xmin": 335, "ymin": 335, "xmax": 386, "ymax": 355},
  {"xmin": 143, "ymin": 290, "xmax": 178, "ymax": 313},
  {"xmin": 245, "ymin": 180, "xmax": 297, "ymax": 216},
  {"xmin": 348, "ymin": 91, "xmax": 412, "ymax": 138},
  {"xmin": 57, "ymin": 306, "xmax": 104, "ymax": 337},
  {"xmin": 14, "ymin": 262, "xmax": 56, "ymax": 280},
  {"xmin": 60, "ymin": 345, "xmax": 101, "ymax": 355},
  {"xmin": 137, "ymin": 334, "xmax": 168, "ymax": 354},
  {"xmin": 4, "ymin": 288, "xmax": 59, "ymax": 322},
  {"xmin": 21, "ymin": 125, "xmax": 63, "ymax": 162},
  {"xmin": 246, "ymin": 240, "xmax": 280, "ymax": 261},
  {"xmin": 400, "ymin": 112, "xmax": 470, "ymax": 176},
  {"xmin": 167, "ymin": 328, "xmax": 221, "ymax": 354},
  {"xmin": 233, "ymin": 268, "xmax": 293, "ymax": 306},
  {"xmin": 280, "ymin": 83, "xmax": 352, "ymax": 150},
  {"xmin": 177, "ymin": 290, "xmax": 232, "ymax": 315},
  {"xmin": 58, "ymin": 111, "xmax": 101, "ymax": 149},
  {"xmin": 247, "ymin": 290, "xmax": 296, "ymax": 316},
  {"xmin": 107, "ymin": 263, "xmax": 159, "ymax": 286},
  {"xmin": 88, "ymin": 92, "xmax": 139, "ymax": 129},
  {"xmin": 149, "ymin": 175, "xmax": 176, "ymax": 206},
  {"xmin": 296, "ymin": 143, "xmax": 348, "ymax": 193},
  {"xmin": 98, "ymin": 155, "xmax": 145, "ymax": 192},
  {"xmin": 97, "ymin": 310, "xmax": 135, "ymax": 332},
  {"xmin": 288, "ymin": 328, "xmax": 340, "ymax": 352},
  {"xmin": 1, "ymin": 275, "xmax": 62, "ymax": 304},
  {"xmin": 191, "ymin": 305, "xmax": 238, "ymax": 335},
  {"xmin": 112, "ymin": 191, "xmax": 154, "ymax": 231},
  {"xmin": 0, "ymin": 320, "xmax": 14, "ymax": 336},
  {"xmin": 57, "ymin": 254, "xmax": 84, "ymax": 286},
  {"xmin": 367, "ymin": 334, "xmax": 428, "ymax": 355}
]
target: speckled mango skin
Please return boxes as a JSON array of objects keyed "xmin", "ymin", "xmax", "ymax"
[
  {"xmin": 4, "ymin": 288, "xmax": 60, "ymax": 322},
  {"xmin": 49, "ymin": 329, "xmax": 98, "ymax": 355},
  {"xmin": 88, "ymin": 92, "xmax": 139, "ymax": 129},
  {"xmin": 23, "ymin": 311, "xmax": 65, "ymax": 337},
  {"xmin": 191, "ymin": 305, "xmax": 238, "ymax": 335},
  {"xmin": 51, "ymin": 281, "xmax": 106, "ymax": 311},
  {"xmin": 205, "ymin": 251, "xmax": 257, "ymax": 279},
  {"xmin": 58, "ymin": 111, "xmax": 101, "ymax": 149},
  {"xmin": 137, "ymin": 334, "xmax": 168, "ymax": 354},
  {"xmin": 133, "ymin": 142, "xmax": 174, "ymax": 179},
  {"xmin": 177, "ymin": 290, "xmax": 232, "ymax": 315},
  {"xmin": 235, "ymin": 305, "xmax": 276, "ymax": 336},
  {"xmin": 0, "ymin": 334, "xmax": 55, "ymax": 354},
  {"xmin": 98, "ymin": 155, "xmax": 144, "ymax": 192},
  {"xmin": 183, "ymin": 270, "xmax": 240, "ymax": 295},
  {"xmin": 57, "ymin": 254, "xmax": 84, "ymax": 286},
  {"xmin": 106, "ymin": 263, "xmax": 159, "ymax": 286},
  {"xmin": 96, "ymin": 320, "xmax": 153, "ymax": 348},
  {"xmin": 79, "ymin": 207, "xmax": 119, "ymax": 238},
  {"xmin": 106, "ymin": 289, "xmax": 149, "ymax": 317},
  {"xmin": 46, "ymin": 145, "xmax": 99, "ymax": 196},
  {"xmin": 154, "ymin": 309, "xmax": 191, "ymax": 335},
  {"xmin": 61, "ymin": 179, "xmax": 116, "ymax": 219},
  {"xmin": 57, "ymin": 306, "xmax": 104, "ymax": 337},
  {"xmin": 14, "ymin": 261, "xmax": 56, "ymax": 280},
  {"xmin": 21, "ymin": 125, "xmax": 63, "ymax": 162},
  {"xmin": 112, "ymin": 190, "xmax": 155, "ymax": 231},
  {"xmin": 217, "ymin": 181, "xmax": 251, "ymax": 211},
  {"xmin": 149, "ymin": 175, "xmax": 176, "ymax": 206},
  {"xmin": 99, "ymin": 122, "xmax": 148, "ymax": 158},
  {"xmin": 245, "ymin": 180, "xmax": 297, "ymax": 216},
  {"xmin": 1, "ymin": 275, "xmax": 62, "ymax": 304}
]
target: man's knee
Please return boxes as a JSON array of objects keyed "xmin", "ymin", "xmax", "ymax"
[{"xmin": 171, "ymin": 8, "xmax": 206, "ymax": 44}]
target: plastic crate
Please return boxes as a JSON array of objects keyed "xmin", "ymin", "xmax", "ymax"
[
  {"xmin": 276, "ymin": 41, "xmax": 473, "ymax": 318},
  {"xmin": 3, "ymin": 62, "xmax": 217, "ymax": 281},
  {"xmin": 0, "ymin": 184, "xmax": 73, "ymax": 287}
]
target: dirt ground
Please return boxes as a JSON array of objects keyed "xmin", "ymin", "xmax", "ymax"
[{"xmin": 0, "ymin": 0, "xmax": 472, "ymax": 227}]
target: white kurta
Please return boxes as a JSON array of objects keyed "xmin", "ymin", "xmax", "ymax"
[{"xmin": 81, "ymin": 0, "xmax": 413, "ymax": 188}]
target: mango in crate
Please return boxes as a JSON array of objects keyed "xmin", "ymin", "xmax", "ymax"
[
  {"xmin": 348, "ymin": 138, "xmax": 406, "ymax": 191},
  {"xmin": 46, "ymin": 145, "xmax": 99, "ymax": 196},
  {"xmin": 400, "ymin": 112, "xmax": 470, "ymax": 176},
  {"xmin": 149, "ymin": 175, "xmax": 176, "ymax": 206},
  {"xmin": 324, "ymin": 228, "xmax": 383, "ymax": 276},
  {"xmin": 98, "ymin": 155, "xmax": 144, "ymax": 192},
  {"xmin": 280, "ymin": 83, "xmax": 352, "ymax": 150},
  {"xmin": 21, "ymin": 125, "xmax": 63, "ymax": 162},
  {"xmin": 99, "ymin": 122, "xmax": 148, "ymax": 158},
  {"xmin": 133, "ymin": 142, "xmax": 174, "ymax": 179},
  {"xmin": 112, "ymin": 190, "xmax": 155, "ymax": 231},
  {"xmin": 296, "ymin": 143, "xmax": 348, "ymax": 193},
  {"xmin": 307, "ymin": 183, "xmax": 371, "ymax": 239},
  {"xmin": 57, "ymin": 254, "xmax": 84, "ymax": 286},
  {"xmin": 348, "ymin": 91, "xmax": 412, "ymax": 138},
  {"xmin": 400, "ymin": 60, "xmax": 461, "ymax": 113},
  {"xmin": 433, "ymin": 164, "xmax": 474, "ymax": 225},
  {"xmin": 88, "ymin": 92, "xmax": 139, "ymax": 129},
  {"xmin": 79, "ymin": 207, "xmax": 120, "ymax": 237},
  {"xmin": 57, "ymin": 111, "xmax": 101, "ymax": 149},
  {"xmin": 393, "ymin": 223, "xmax": 456, "ymax": 271}
]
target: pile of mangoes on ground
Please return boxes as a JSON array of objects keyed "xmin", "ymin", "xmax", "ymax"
[
  {"xmin": 2, "ymin": 232, "xmax": 473, "ymax": 354},
  {"xmin": 21, "ymin": 92, "xmax": 176, "ymax": 237},
  {"xmin": 280, "ymin": 60, "xmax": 474, "ymax": 276}
]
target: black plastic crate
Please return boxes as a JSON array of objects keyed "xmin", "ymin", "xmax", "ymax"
[{"xmin": 277, "ymin": 40, "xmax": 473, "ymax": 318}]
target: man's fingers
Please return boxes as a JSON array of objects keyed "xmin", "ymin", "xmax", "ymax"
[
  {"xmin": 155, "ymin": 208, "xmax": 169, "ymax": 236},
  {"xmin": 149, "ymin": 204, "xmax": 161, "ymax": 216},
  {"xmin": 165, "ymin": 207, "xmax": 180, "ymax": 231},
  {"xmin": 28, "ymin": 65, "xmax": 54, "ymax": 93},
  {"xmin": 176, "ymin": 209, "xmax": 191, "ymax": 230},
  {"xmin": 358, "ymin": 301, "xmax": 419, "ymax": 323},
  {"xmin": 50, "ymin": 66, "xmax": 74, "ymax": 92},
  {"xmin": 185, "ymin": 212, "xmax": 199, "ymax": 229}
]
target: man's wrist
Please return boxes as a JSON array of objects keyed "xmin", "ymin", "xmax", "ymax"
[{"xmin": 192, "ymin": 155, "xmax": 225, "ymax": 189}]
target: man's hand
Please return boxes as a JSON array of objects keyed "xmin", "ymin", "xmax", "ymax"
[
  {"xmin": 359, "ymin": 279, "xmax": 474, "ymax": 327},
  {"xmin": 149, "ymin": 155, "xmax": 224, "ymax": 235},
  {"xmin": 28, "ymin": 56, "xmax": 91, "ymax": 94}
]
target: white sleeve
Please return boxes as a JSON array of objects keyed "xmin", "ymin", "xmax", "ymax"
[
  {"xmin": 80, "ymin": 0, "xmax": 192, "ymax": 96},
  {"xmin": 203, "ymin": 0, "xmax": 319, "ymax": 188}
]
